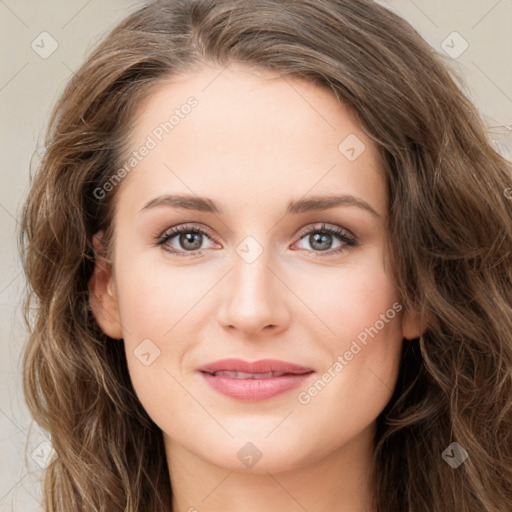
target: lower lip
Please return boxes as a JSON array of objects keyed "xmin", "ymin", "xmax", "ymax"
[{"xmin": 200, "ymin": 372, "xmax": 314, "ymax": 401}]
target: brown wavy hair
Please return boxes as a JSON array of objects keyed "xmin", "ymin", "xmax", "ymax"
[{"xmin": 18, "ymin": 0, "xmax": 512, "ymax": 511}]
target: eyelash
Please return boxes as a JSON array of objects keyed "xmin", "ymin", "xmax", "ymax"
[{"xmin": 155, "ymin": 223, "xmax": 358, "ymax": 258}]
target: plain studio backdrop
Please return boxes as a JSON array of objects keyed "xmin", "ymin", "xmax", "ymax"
[{"xmin": 0, "ymin": 0, "xmax": 511, "ymax": 510}]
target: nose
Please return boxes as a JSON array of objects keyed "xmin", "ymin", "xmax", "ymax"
[{"xmin": 216, "ymin": 246, "xmax": 291, "ymax": 337}]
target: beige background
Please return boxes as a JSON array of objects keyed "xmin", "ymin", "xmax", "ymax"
[{"xmin": 1, "ymin": 1, "xmax": 511, "ymax": 510}]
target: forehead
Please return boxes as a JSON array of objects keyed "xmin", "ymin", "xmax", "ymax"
[{"xmin": 117, "ymin": 63, "xmax": 386, "ymax": 217}]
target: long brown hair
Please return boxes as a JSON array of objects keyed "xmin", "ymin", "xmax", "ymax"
[{"xmin": 18, "ymin": 0, "xmax": 512, "ymax": 510}]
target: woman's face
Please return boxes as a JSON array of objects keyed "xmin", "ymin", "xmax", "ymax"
[{"xmin": 90, "ymin": 63, "xmax": 421, "ymax": 473}]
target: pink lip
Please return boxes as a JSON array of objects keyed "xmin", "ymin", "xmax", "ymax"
[{"xmin": 197, "ymin": 358, "xmax": 315, "ymax": 401}]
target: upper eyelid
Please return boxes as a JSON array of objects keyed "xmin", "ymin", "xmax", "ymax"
[
  {"xmin": 295, "ymin": 222, "xmax": 354, "ymax": 239},
  {"xmin": 162, "ymin": 223, "xmax": 215, "ymax": 240}
]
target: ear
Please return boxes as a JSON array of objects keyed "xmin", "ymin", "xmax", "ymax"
[
  {"xmin": 401, "ymin": 307, "xmax": 425, "ymax": 341},
  {"xmin": 88, "ymin": 231, "xmax": 123, "ymax": 340}
]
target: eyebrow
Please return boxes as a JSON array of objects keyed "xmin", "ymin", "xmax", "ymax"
[{"xmin": 139, "ymin": 193, "xmax": 381, "ymax": 218}]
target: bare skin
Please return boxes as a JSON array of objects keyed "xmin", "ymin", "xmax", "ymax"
[{"xmin": 89, "ymin": 63, "xmax": 422, "ymax": 512}]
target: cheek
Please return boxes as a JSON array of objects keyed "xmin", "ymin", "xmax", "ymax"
[
  {"xmin": 292, "ymin": 253, "xmax": 403, "ymax": 431},
  {"xmin": 294, "ymin": 251, "xmax": 401, "ymax": 345},
  {"xmin": 115, "ymin": 250, "xmax": 210, "ymax": 340},
  {"xmin": 113, "ymin": 252, "xmax": 214, "ymax": 404}
]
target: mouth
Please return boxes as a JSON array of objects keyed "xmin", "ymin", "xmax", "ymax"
[
  {"xmin": 197, "ymin": 358, "xmax": 315, "ymax": 401},
  {"xmin": 201, "ymin": 370, "xmax": 311, "ymax": 379}
]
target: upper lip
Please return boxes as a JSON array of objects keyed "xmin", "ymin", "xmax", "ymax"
[{"xmin": 198, "ymin": 358, "xmax": 313, "ymax": 375}]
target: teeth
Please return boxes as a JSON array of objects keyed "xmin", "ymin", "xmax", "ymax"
[{"xmin": 212, "ymin": 371, "xmax": 287, "ymax": 379}]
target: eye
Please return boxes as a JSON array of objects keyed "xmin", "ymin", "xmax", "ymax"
[
  {"xmin": 292, "ymin": 223, "xmax": 358, "ymax": 256},
  {"xmin": 155, "ymin": 222, "xmax": 358, "ymax": 258},
  {"xmin": 156, "ymin": 223, "xmax": 218, "ymax": 256}
]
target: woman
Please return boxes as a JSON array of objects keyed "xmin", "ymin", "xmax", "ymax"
[{"xmin": 18, "ymin": 0, "xmax": 512, "ymax": 511}]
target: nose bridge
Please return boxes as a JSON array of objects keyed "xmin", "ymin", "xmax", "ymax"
[
  {"xmin": 233, "ymin": 242, "xmax": 272, "ymax": 299},
  {"xmin": 232, "ymin": 239, "xmax": 276, "ymax": 309},
  {"xmin": 217, "ymin": 234, "xmax": 289, "ymax": 333}
]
